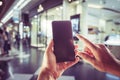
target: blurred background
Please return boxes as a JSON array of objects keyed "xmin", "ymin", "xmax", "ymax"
[{"xmin": 0, "ymin": 0, "xmax": 120, "ymax": 80}]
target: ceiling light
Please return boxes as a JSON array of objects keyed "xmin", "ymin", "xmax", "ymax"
[
  {"xmin": 34, "ymin": 15, "xmax": 37, "ymax": 18},
  {"xmin": 75, "ymin": 1, "xmax": 79, "ymax": 4},
  {"xmin": 0, "ymin": 1, "xmax": 2, "ymax": 6},
  {"xmin": 68, "ymin": 0, "xmax": 72, "ymax": 2},
  {"xmin": 88, "ymin": 4, "xmax": 103, "ymax": 9},
  {"xmin": 1, "ymin": 0, "xmax": 31, "ymax": 23},
  {"xmin": 13, "ymin": 0, "xmax": 25, "ymax": 10},
  {"xmin": 38, "ymin": 4, "xmax": 44, "ymax": 12},
  {"xmin": 1, "ymin": 10, "xmax": 14, "ymax": 23},
  {"xmin": 0, "ymin": 22, "xmax": 3, "ymax": 27},
  {"xmin": 18, "ymin": 0, "xmax": 31, "ymax": 10},
  {"xmin": 60, "ymin": 6, "xmax": 63, "ymax": 9},
  {"xmin": 56, "ymin": 7, "xmax": 59, "ymax": 11}
]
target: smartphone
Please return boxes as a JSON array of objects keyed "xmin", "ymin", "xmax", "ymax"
[{"xmin": 52, "ymin": 21, "xmax": 75, "ymax": 63}]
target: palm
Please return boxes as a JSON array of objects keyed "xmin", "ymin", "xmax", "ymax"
[
  {"xmin": 47, "ymin": 48, "xmax": 76, "ymax": 78},
  {"xmin": 44, "ymin": 40, "xmax": 78, "ymax": 78}
]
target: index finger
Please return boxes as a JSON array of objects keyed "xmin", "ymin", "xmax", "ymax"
[
  {"xmin": 46, "ymin": 40, "xmax": 53, "ymax": 53},
  {"xmin": 76, "ymin": 34, "xmax": 98, "ymax": 56}
]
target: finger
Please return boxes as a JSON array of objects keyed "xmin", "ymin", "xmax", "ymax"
[
  {"xmin": 46, "ymin": 40, "xmax": 53, "ymax": 53},
  {"xmin": 76, "ymin": 34, "xmax": 97, "ymax": 50},
  {"xmin": 84, "ymin": 46, "xmax": 90, "ymax": 52},
  {"xmin": 84, "ymin": 46, "xmax": 94, "ymax": 57},
  {"xmin": 74, "ymin": 44, "xmax": 79, "ymax": 49},
  {"xmin": 76, "ymin": 34, "xmax": 98, "ymax": 56},
  {"xmin": 77, "ymin": 52, "xmax": 95, "ymax": 65},
  {"xmin": 64, "ymin": 57, "xmax": 79, "ymax": 69},
  {"xmin": 74, "ymin": 49, "xmax": 79, "ymax": 54}
]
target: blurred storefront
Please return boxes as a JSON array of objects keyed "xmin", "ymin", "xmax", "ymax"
[
  {"xmin": 29, "ymin": 0, "xmax": 82, "ymax": 48},
  {"xmin": 1, "ymin": 0, "xmax": 120, "ymax": 49},
  {"xmin": 1, "ymin": 0, "xmax": 120, "ymax": 80}
]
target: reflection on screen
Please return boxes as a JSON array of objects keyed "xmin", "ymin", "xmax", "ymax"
[
  {"xmin": 70, "ymin": 14, "xmax": 80, "ymax": 40},
  {"xmin": 71, "ymin": 19, "xmax": 79, "ymax": 36}
]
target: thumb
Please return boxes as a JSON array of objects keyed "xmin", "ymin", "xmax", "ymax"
[{"xmin": 77, "ymin": 52, "xmax": 95, "ymax": 65}]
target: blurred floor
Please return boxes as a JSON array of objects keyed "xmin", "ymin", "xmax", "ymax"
[
  {"xmin": 0, "ymin": 43, "xmax": 44, "ymax": 80},
  {"xmin": 0, "ymin": 43, "xmax": 120, "ymax": 80}
]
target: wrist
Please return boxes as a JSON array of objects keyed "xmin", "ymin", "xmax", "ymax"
[
  {"xmin": 37, "ymin": 67, "xmax": 56, "ymax": 80},
  {"xmin": 115, "ymin": 59, "xmax": 120, "ymax": 72},
  {"xmin": 107, "ymin": 59, "xmax": 120, "ymax": 76}
]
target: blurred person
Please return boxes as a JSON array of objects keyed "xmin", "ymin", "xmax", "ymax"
[
  {"xmin": 9, "ymin": 31, "xmax": 14, "ymax": 46},
  {"xmin": 0, "ymin": 28, "xmax": 4, "ymax": 56},
  {"xmin": 15, "ymin": 32, "xmax": 20, "ymax": 49},
  {"xmin": 22, "ymin": 34, "xmax": 30, "ymax": 48},
  {"xmin": 0, "ymin": 61, "xmax": 9, "ymax": 80},
  {"xmin": 3, "ymin": 27, "xmax": 11, "ymax": 55},
  {"xmin": 37, "ymin": 34, "xmax": 120, "ymax": 80},
  {"xmin": 25, "ymin": 34, "xmax": 30, "ymax": 47},
  {"xmin": 0, "ymin": 68, "xmax": 5, "ymax": 80}
]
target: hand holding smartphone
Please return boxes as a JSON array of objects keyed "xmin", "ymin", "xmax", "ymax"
[{"xmin": 52, "ymin": 21, "xmax": 75, "ymax": 63}]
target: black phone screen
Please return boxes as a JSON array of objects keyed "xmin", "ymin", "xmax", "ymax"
[{"xmin": 52, "ymin": 21, "xmax": 75, "ymax": 63}]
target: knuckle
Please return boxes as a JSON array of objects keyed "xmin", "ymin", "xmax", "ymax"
[
  {"xmin": 96, "ymin": 44, "xmax": 106, "ymax": 49},
  {"xmin": 99, "ymin": 44, "xmax": 105, "ymax": 47}
]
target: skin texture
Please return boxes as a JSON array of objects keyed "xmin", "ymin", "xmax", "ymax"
[
  {"xmin": 76, "ymin": 34, "xmax": 120, "ymax": 77},
  {"xmin": 37, "ymin": 40, "xmax": 79, "ymax": 80},
  {"xmin": 37, "ymin": 34, "xmax": 120, "ymax": 80}
]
